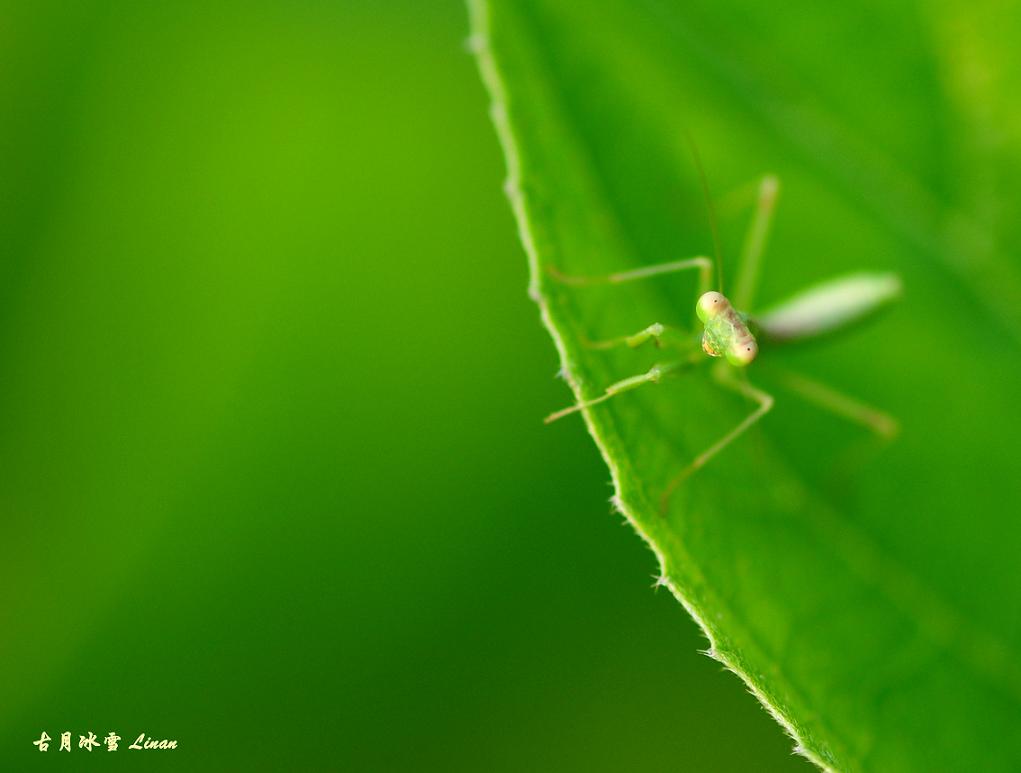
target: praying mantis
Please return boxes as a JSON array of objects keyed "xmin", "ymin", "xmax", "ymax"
[{"xmin": 544, "ymin": 173, "xmax": 902, "ymax": 514}]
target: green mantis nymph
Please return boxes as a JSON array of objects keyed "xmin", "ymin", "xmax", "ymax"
[{"xmin": 545, "ymin": 175, "xmax": 902, "ymax": 513}]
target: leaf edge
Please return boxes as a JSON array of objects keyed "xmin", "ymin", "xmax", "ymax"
[{"xmin": 464, "ymin": 0, "xmax": 835, "ymax": 770}]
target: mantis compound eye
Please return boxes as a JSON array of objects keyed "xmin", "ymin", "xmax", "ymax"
[
  {"xmin": 726, "ymin": 339, "xmax": 758, "ymax": 367},
  {"xmin": 696, "ymin": 291, "xmax": 727, "ymax": 322}
]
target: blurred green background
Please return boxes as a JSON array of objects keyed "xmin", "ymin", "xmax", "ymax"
[{"xmin": 0, "ymin": 2, "xmax": 807, "ymax": 770}]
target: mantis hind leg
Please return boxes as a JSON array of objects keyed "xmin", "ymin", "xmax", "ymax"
[
  {"xmin": 771, "ymin": 368, "xmax": 898, "ymax": 438},
  {"xmin": 732, "ymin": 175, "xmax": 780, "ymax": 311},
  {"xmin": 659, "ymin": 363, "xmax": 774, "ymax": 515},
  {"xmin": 769, "ymin": 367, "xmax": 899, "ymax": 498}
]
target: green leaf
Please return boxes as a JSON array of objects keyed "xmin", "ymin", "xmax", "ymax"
[{"xmin": 469, "ymin": 0, "xmax": 1021, "ymax": 769}]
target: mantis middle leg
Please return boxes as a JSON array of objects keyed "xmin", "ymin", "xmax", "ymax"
[{"xmin": 659, "ymin": 363, "xmax": 774, "ymax": 514}]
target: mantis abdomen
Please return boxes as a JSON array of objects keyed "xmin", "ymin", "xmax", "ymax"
[{"xmin": 754, "ymin": 273, "xmax": 901, "ymax": 345}]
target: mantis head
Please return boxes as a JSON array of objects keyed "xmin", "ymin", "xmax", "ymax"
[{"xmin": 696, "ymin": 291, "xmax": 759, "ymax": 367}]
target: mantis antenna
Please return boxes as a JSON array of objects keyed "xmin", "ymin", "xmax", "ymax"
[{"xmin": 684, "ymin": 131, "xmax": 724, "ymax": 293}]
